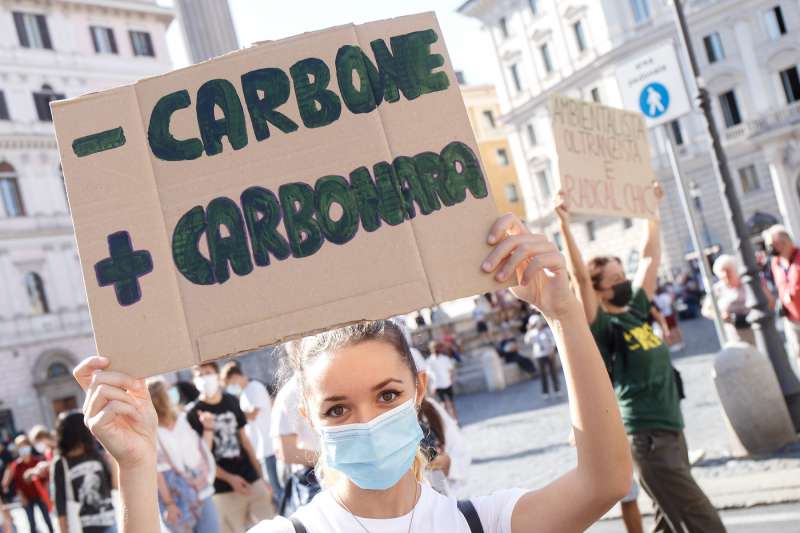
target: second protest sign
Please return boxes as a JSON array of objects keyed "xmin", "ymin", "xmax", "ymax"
[{"xmin": 549, "ymin": 94, "xmax": 658, "ymax": 219}]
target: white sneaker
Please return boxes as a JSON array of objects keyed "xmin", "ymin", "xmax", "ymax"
[{"xmin": 543, "ymin": 393, "xmax": 550, "ymax": 399}]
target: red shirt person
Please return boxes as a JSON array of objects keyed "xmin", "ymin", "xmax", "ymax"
[
  {"xmin": 1, "ymin": 435, "xmax": 54, "ymax": 532},
  {"xmin": 764, "ymin": 224, "xmax": 800, "ymax": 360}
]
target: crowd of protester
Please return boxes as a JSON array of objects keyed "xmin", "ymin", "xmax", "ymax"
[{"xmin": 3, "ymin": 211, "xmax": 796, "ymax": 533}]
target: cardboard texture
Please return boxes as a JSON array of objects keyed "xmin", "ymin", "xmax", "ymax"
[
  {"xmin": 549, "ymin": 94, "xmax": 658, "ymax": 219},
  {"xmin": 52, "ymin": 12, "xmax": 506, "ymax": 377}
]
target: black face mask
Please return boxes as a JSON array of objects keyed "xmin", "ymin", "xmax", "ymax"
[{"xmin": 609, "ymin": 280, "xmax": 634, "ymax": 307}]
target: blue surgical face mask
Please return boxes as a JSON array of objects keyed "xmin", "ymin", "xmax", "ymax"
[
  {"xmin": 319, "ymin": 399, "xmax": 423, "ymax": 490},
  {"xmin": 226, "ymin": 384, "xmax": 242, "ymax": 397}
]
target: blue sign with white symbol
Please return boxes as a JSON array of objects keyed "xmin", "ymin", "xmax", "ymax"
[{"xmin": 639, "ymin": 82, "xmax": 670, "ymax": 119}]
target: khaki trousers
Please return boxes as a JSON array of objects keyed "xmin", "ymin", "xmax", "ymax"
[
  {"xmin": 212, "ymin": 480, "xmax": 274, "ymax": 533},
  {"xmin": 630, "ymin": 430, "xmax": 725, "ymax": 533},
  {"xmin": 784, "ymin": 317, "xmax": 800, "ymax": 362}
]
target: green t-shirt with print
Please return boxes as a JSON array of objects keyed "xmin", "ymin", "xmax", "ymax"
[{"xmin": 590, "ymin": 287, "xmax": 684, "ymax": 434}]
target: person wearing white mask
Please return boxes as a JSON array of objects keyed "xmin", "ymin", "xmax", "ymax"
[
  {"xmin": 71, "ymin": 214, "xmax": 633, "ymax": 533},
  {"xmin": 186, "ymin": 362, "xmax": 273, "ymax": 532}
]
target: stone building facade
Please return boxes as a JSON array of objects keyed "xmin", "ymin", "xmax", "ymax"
[
  {"xmin": 0, "ymin": 0, "xmax": 173, "ymax": 436},
  {"xmin": 459, "ymin": 0, "xmax": 800, "ymax": 277},
  {"xmin": 461, "ymin": 83, "xmax": 527, "ymax": 219}
]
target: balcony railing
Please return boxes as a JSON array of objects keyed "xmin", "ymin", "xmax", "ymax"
[
  {"xmin": 0, "ymin": 307, "xmax": 92, "ymax": 348},
  {"xmin": 724, "ymin": 101, "xmax": 800, "ymax": 144}
]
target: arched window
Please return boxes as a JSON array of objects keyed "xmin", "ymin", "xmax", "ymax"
[
  {"xmin": 46, "ymin": 362, "xmax": 70, "ymax": 379},
  {"xmin": 25, "ymin": 272, "xmax": 50, "ymax": 315},
  {"xmin": 33, "ymin": 84, "xmax": 65, "ymax": 122},
  {"xmin": 0, "ymin": 162, "xmax": 24, "ymax": 217}
]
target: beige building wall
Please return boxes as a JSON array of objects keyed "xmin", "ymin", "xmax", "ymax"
[{"xmin": 461, "ymin": 84, "xmax": 526, "ymax": 219}]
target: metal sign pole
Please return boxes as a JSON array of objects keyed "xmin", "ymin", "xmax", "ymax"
[{"xmin": 661, "ymin": 125, "xmax": 727, "ymax": 345}]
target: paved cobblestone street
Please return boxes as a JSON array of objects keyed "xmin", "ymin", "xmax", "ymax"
[{"xmin": 455, "ymin": 317, "xmax": 800, "ymax": 499}]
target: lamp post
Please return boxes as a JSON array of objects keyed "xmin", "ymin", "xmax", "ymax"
[
  {"xmin": 671, "ymin": 0, "xmax": 800, "ymax": 429},
  {"xmin": 688, "ymin": 181, "xmax": 713, "ymax": 250}
]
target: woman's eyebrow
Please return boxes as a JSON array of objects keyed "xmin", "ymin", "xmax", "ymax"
[
  {"xmin": 322, "ymin": 394, "xmax": 347, "ymax": 402},
  {"xmin": 371, "ymin": 378, "xmax": 403, "ymax": 391}
]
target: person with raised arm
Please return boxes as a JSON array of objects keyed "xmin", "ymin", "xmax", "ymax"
[
  {"xmin": 555, "ymin": 185, "xmax": 725, "ymax": 533},
  {"xmin": 74, "ymin": 214, "xmax": 631, "ymax": 532}
]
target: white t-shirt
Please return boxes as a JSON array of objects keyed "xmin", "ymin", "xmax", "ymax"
[
  {"xmin": 526, "ymin": 328, "xmax": 555, "ymax": 359},
  {"xmin": 270, "ymin": 375, "xmax": 320, "ymax": 453},
  {"xmin": 249, "ymin": 483, "xmax": 525, "ymax": 532},
  {"xmin": 654, "ymin": 292, "xmax": 674, "ymax": 317},
  {"xmin": 241, "ymin": 380, "xmax": 274, "ymax": 458},
  {"xmin": 156, "ymin": 413, "xmax": 215, "ymax": 499},
  {"xmin": 426, "ymin": 353, "xmax": 455, "ymax": 390}
]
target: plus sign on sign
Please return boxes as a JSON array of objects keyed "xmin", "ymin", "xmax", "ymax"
[{"xmin": 616, "ymin": 42, "xmax": 691, "ymax": 128}]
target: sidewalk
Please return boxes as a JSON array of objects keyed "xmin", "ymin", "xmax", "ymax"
[
  {"xmin": 455, "ymin": 318, "xmax": 800, "ymax": 514},
  {"xmin": 601, "ymin": 462, "xmax": 800, "ymax": 520}
]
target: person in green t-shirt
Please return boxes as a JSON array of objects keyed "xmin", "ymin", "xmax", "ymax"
[{"xmin": 555, "ymin": 183, "xmax": 725, "ymax": 533}]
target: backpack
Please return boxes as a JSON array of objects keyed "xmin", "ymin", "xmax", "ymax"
[
  {"xmin": 288, "ymin": 499, "xmax": 485, "ymax": 533},
  {"xmin": 605, "ymin": 305, "xmax": 686, "ymax": 400}
]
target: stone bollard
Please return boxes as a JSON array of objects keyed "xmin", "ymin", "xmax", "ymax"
[
  {"xmin": 713, "ymin": 341, "xmax": 796, "ymax": 456},
  {"xmin": 480, "ymin": 347, "xmax": 506, "ymax": 391}
]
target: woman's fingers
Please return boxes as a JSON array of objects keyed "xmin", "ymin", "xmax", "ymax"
[
  {"xmin": 482, "ymin": 234, "xmax": 548, "ymax": 273},
  {"xmin": 495, "ymin": 241, "xmax": 558, "ymax": 282},
  {"xmin": 82, "ymin": 371, "xmax": 141, "ymax": 418},
  {"xmin": 486, "ymin": 213, "xmax": 528, "ymax": 245},
  {"xmin": 85, "ymin": 383, "xmax": 138, "ymax": 421},
  {"xmin": 73, "ymin": 356, "xmax": 110, "ymax": 390},
  {"xmin": 86, "ymin": 399, "xmax": 140, "ymax": 434},
  {"xmin": 520, "ymin": 251, "xmax": 567, "ymax": 286}
]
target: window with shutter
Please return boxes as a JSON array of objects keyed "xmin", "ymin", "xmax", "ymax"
[
  {"xmin": 32, "ymin": 85, "xmax": 65, "ymax": 122},
  {"xmin": 0, "ymin": 92, "xmax": 9, "ymax": 120},
  {"xmin": 130, "ymin": 30, "xmax": 155, "ymax": 57},
  {"xmin": 12, "ymin": 12, "xmax": 52, "ymax": 49}
]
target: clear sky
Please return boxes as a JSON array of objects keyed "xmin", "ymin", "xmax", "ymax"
[{"xmin": 163, "ymin": 0, "xmax": 499, "ymax": 86}]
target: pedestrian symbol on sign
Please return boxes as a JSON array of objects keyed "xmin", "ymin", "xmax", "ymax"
[{"xmin": 639, "ymin": 82, "xmax": 670, "ymax": 119}]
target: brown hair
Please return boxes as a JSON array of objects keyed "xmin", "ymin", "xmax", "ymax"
[
  {"xmin": 285, "ymin": 320, "xmax": 424, "ymax": 487},
  {"xmin": 587, "ymin": 255, "xmax": 622, "ymax": 290},
  {"xmin": 148, "ymin": 379, "xmax": 177, "ymax": 426},
  {"xmin": 220, "ymin": 361, "xmax": 243, "ymax": 381},
  {"xmin": 285, "ymin": 320, "xmax": 419, "ymax": 392},
  {"xmin": 194, "ymin": 361, "xmax": 218, "ymax": 374},
  {"xmin": 419, "ymin": 399, "xmax": 446, "ymax": 448}
]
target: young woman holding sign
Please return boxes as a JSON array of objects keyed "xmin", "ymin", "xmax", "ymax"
[
  {"xmin": 554, "ymin": 185, "xmax": 726, "ymax": 533},
  {"xmin": 72, "ymin": 213, "xmax": 632, "ymax": 532}
]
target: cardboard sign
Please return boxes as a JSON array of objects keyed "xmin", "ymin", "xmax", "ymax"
[
  {"xmin": 549, "ymin": 94, "xmax": 658, "ymax": 219},
  {"xmin": 52, "ymin": 12, "xmax": 505, "ymax": 378}
]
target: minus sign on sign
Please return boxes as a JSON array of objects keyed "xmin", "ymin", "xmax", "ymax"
[{"xmin": 72, "ymin": 126, "xmax": 126, "ymax": 157}]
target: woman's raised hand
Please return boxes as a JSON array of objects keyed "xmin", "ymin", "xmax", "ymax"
[
  {"xmin": 482, "ymin": 214, "xmax": 577, "ymax": 319},
  {"xmin": 554, "ymin": 190, "xmax": 570, "ymax": 225},
  {"xmin": 74, "ymin": 356, "xmax": 158, "ymax": 470}
]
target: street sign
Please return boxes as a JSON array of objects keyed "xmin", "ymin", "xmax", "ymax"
[{"xmin": 616, "ymin": 42, "xmax": 691, "ymax": 127}]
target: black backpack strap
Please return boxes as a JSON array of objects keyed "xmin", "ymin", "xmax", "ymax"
[
  {"xmin": 289, "ymin": 516, "xmax": 307, "ymax": 533},
  {"xmin": 457, "ymin": 499, "xmax": 485, "ymax": 533}
]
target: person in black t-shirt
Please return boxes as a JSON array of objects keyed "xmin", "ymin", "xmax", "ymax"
[
  {"xmin": 51, "ymin": 411, "xmax": 117, "ymax": 533},
  {"xmin": 186, "ymin": 362, "xmax": 273, "ymax": 533}
]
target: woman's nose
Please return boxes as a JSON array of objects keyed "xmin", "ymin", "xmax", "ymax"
[{"xmin": 350, "ymin": 405, "xmax": 382, "ymax": 425}]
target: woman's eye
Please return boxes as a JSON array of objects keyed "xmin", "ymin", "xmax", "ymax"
[
  {"xmin": 379, "ymin": 390, "xmax": 400, "ymax": 403},
  {"xmin": 325, "ymin": 405, "xmax": 346, "ymax": 418}
]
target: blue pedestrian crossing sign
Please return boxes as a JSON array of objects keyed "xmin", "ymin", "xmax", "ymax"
[
  {"xmin": 639, "ymin": 82, "xmax": 670, "ymax": 119},
  {"xmin": 616, "ymin": 43, "xmax": 691, "ymax": 127}
]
